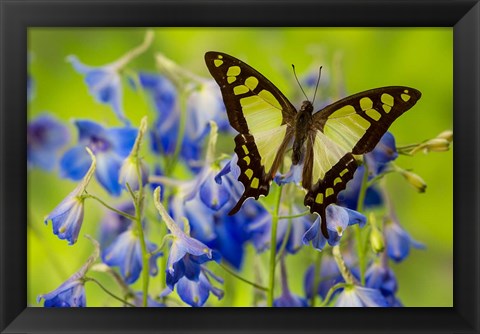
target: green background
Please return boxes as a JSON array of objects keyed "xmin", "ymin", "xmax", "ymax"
[{"xmin": 28, "ymin": 28, "xmax": 453, "ymax": 307}]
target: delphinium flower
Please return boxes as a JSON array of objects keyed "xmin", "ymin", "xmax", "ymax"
[
  {"xmin": 60, "ymin": 120, "xmax": 137, "ymax": 196},
  {"xmin": 98, "ymin": 202, "xmax": 134, "ymax": 248},
  {"xmin": 67, "ymin": 31, "xmax": 154, "ymax": 124},
  {"xmin": 334, "ymin": 285, "xmax": 388, "ymax": 307},
  {"xmin": 44, "ymin": 148, "xmax": 96, "ymax": 245},
  {"xmin": 365, "ymin": 258, "xmax": 402, "ymax": 307},
  {"xmin": 154, "ymin": 187, "xmax": 223, "ymax": 307},
  {"xmin": 101, "ymin": 228, "xmax": 161, "ymax": 285},
  {"xmin": 27, "ymin": 114, "xmax": 70, "ymax": 171},
  {"xmin": 38, "ymin": 236, "xmax": 99, "ymax": 307},
  {"xmin": 302, "ymin": 204, "xmax": 366, "ymax": 251},
  {"xmin": 384, "ymin": 216, "xmax": 425, "ymax": 263},
  {"xmin": 273, "ymin": 257, "xmax": 308, "ymax": 307},
  {"xmin": 304, "ymin": 254, "xmax": 343, "ymax": 301}
]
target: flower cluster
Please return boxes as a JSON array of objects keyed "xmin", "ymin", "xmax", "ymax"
[{"xmin": 31, "ymin": 31, "xmax": 452, "ymax": 307}]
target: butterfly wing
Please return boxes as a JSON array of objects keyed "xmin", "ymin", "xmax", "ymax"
[
  {"xmin": 205, "ymin": 51, "xmax": 296, "ymax": 214},
  {"xmin": 303, "ymin": 86, "xmax": 421, "ymax": 236}
]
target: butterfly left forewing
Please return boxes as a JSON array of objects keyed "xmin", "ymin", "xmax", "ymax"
[
  {"xmin": 303, "ymin": 86, "xmax": 421, "ymax": 236},
  {"xmin": 205, "ymin": 51, "xmax": 296, "ymax": 214}
]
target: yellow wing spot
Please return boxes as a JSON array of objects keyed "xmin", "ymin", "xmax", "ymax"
[
  {"xmin": 315, "ymin": 193, "xmax": 324, "ymax": 204},
  {"xmin": 360, "ymin": 97, "xmax": 373, "ymax": 111},
  {"xmin": 401, "ymin": 93, "xmax": 411, "ymax": 102},
  {"xmin": 334, "ymin": 177, "xmax": 342, "ymax": 186},
  {"xmin": 214, "ymin": 59, "xmax": 223, "ymax": 67},
  {"xmin": 218, "ymin": 55, "xmax": 223, "ymax": 59},
  {"xmin": 366, "ymin": 108, "xmax": 382, "ymax": 121},
  {"xmin": 243, "ymin": 156, "xmax": 251, "ymax": 165},
  {"xmin": 245, "ymin": 169, "xmax": 253, "ymax": 179},
  {"xmin": 404, "ymin": 89, "xmax": 408, "ymax": 93},
  {"xmin": 330, "ymin": 105, "xmax": 356, "ymax": 118},
  {"xmin": 227, "ymin": 66, "xmax": 241, "ymax": 76},
  {"xmin": 251, "ymin": 177, "xmax": 260, "ymax": 189},
  {"xmin": 326, "ymin": 188, "xmax": 334, "ymax": 197},
  {"xmin": 340, "ymin": 168, "xmax": 349, "ymax": 177},
  {"xmin": 242, "ymin": 145, "xmax": 249, "ymax": 154},
  {"xmin": 258, "ymin": 90, "xmax": 282, "ymax": 109},
  {"xmin": 381, "ymin": 93, "xmax": 394, "ymax": 106},
  {"xmin": 234, "ymin": 85, "xmax": 249, "ymax": 95},
  {"xmin": 382, "ymin": 104, "xmax": 392, "ymax": 113},
  {"xmin": 245, "ymin": 76, "xmax": 259, "ymax": 90},
  {"xmin": 227, "ymin": 76, "xmax": 236, "ymax": 84}
]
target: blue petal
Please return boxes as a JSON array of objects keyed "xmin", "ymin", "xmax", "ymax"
[
  {"xmin": 60, "ymin": 146, "xmax": 92, "ymax": 180},
  {"xmin": 199, "ymin": 174, "xmax": 230, "ymax": 211},
  {"xmin": 108, "ymin": 127, "xmax": 138, "ymax": 158},
  {"xmin": 302, "ymin": 217, "xmax": 327, "ymax": 251},
  {"xmin": 95, "ymin": 152, "xmax": 122, "ymax": 196},
  {"xmin": 176, "ymin": 274, "xmax": 211, "ymax": 307},
  {"xmin": 74, "ymin": 120, "xmax": 107, "ymax": 143}
]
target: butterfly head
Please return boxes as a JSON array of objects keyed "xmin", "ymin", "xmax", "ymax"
[{"xmin": 300, "ymin": 100, "xmax": 314, "ymax": 114}]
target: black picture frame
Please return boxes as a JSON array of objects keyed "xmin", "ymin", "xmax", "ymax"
[{"xmin": 1, "ymin": 0, "xmax": 479, "ymax": 333}]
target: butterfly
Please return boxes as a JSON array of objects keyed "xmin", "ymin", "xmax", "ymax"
[{"xmin": 205, "ymin": 51, "xmax": 421, "ymax": 238}]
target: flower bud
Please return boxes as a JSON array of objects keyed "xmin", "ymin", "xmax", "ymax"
[
  {"xmin": 436, "ymin": 130, "xmax": 453, "ymax": 142},
  {"xmin": 401, "ymin": 170, "xmax": 427, "ymax": 193},
  {"xmin": 423, "ymin": 138, "xmax": 450, "ymax": 153},
  {"xmin": 370, "ymin": 226, "xmax": 385, "ymax": 253},
  {"xmin": 119, "ymin": 156, "xmax": 149, "ymax": 191}
]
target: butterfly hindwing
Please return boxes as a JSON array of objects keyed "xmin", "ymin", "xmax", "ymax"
[{"xmin": 205, "ymin": 52, "xmax": 296, "ymax": 213}]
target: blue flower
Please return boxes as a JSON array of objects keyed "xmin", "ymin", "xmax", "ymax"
[
  {"xmin": 38, "ymin": 270, "xmax": 86, "ymax": 307},
  {"xmin": 302, "ymin": 204, "xmax": 366, "ymax": 251},
  {"xmin": 45, "ymin": 148, "xmax": 96, "ymax": 245},
  {"xmin": 337, "ymin": 166, "xmax": 383, "ymax": 210},
  {"xmin": 27, "ymin": 114, "xmax": 69, "ymax": 171},
  {"xmin": 38, "ymin": 236, "xmax": 99, "ymax": 307},
  {"xmin": 176, "ymin": 270, "xmax": 224, "ymax": 307},
  {"xmin": 166, "ymin": 252, "xmax": 220, "ymax": 290},
  {"xmin": 67, "ymin": 31, "xmax": 154, "ymax": 123},
  {"xmin": 365, "ymin": 131, "xmax": 398, "ymax": 175},
  {"xmin": 102, "ymin": 229, "xmax": 161, "ymax": 285},
  {"xmin": 334, "ymin": 285, "xmax": 389, "ymax": 307},
  {"xmin": 153, "ymin": 187, "xmax": 213, "ymax": 276},
  {"xmin": 384, "ymin": 218, "xmax": 425, "ymax": 262},
  {"xmin": 118, "ymin": 156, "xmax": 149, "ymax": 192},
  {"xmin": 60, "ymin": 120, "xmax": 137, "ymax": 196},
  {"xmin": 365, "ymin": 261, "xmax": 401, "ymax": 306}
]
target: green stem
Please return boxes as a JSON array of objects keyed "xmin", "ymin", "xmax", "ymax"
[
  {"xmin": 278, "ymin": 210, "xmax": 310, "ymax": 220},
  {"xmin": 318, "ymin": 282, "xmax": 349, "ymax": 307},
  {"xmin": 332, "ymin": 245, "xmax": 354, "ymax": 284},
  {"xmin": 355, "ymin": 161, "xmax": 369, "ymax": 285},
  {"xmin": 267, "ymin": 186, "xmax": 283, "ymax": 307},
  {"xmin": 82, "ymin": 193, "xmax": 136, "ymax": 221},
  {"xmin": 218, "ymin": 263, "xmax": 269, "ymax": 292},
  {"xmin": 310, "ymin": 251, "xmax": 323, "ymax": 307},
  {"xmin": 166, "ymin": 89, "xmax": 188, "ymax": 175},
  {"xmin": 275, "ymin": 215, "xmax": 293, "ymax": 264},
  {"xmin": 84, "ymin": 277, "xmax": 136, "ymax": 307},
  {"xmin": 127, "ymin": 181, "xmax": 149, "ymax": 307}
]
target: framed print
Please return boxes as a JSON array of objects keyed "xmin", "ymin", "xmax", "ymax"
[{"xmin": 1, "ymin": 0, "xmax": 479, "ymax": 333}]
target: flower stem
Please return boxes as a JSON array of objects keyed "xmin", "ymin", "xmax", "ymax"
[
  {"xmin": 166, "ymin": 89, "xmax": 188, "ymax": 175},
  {"xmin": 318, "ymin": 282, "xmax": 349, "ymax": 307},
  {"xmin": 332, "ymin": 245, "xmax": 354, "ymax": 284},
  {"xmin": 310, "ymin": 251, "xmax": 323, "ymax": 307},
  {"xmin": 82, "ymin": 193, "xmax": 136, "ymax": 221},
  {"xmin": 84, "ymin": 277, "xmax": 136, "ymax": 307},
  {"xmin": 218, "ymin": 263, "xmax": 269, "ymax": 292},
  {"xmin": 278, "ymin": 209, "xmax": 310, "ymax": 220},
  {"xmin": 267, "ymin": 186, "xmax": 283, "ymax": 307},
  {"xmin": 355, "ymin": 161, "xmax": 369, "ymax": 285}
]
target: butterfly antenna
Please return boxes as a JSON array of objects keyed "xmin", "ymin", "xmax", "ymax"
[
  {"xmin": 312, "ymin": 66, "xmax": 323, "ymax": 105},
  {"xmin": 292, "ymin": 64, "xmax": 309, "ymax": 101}
]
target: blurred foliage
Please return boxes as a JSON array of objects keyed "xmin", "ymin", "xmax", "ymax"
[{"xmin": 28, "ymin": 28, "xmax": 452, "ymax": 307}]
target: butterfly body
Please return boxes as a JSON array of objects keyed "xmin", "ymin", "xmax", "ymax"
[{"xmin": 205, "ymin": 51, "xmax": 421, "ymax": 238}]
